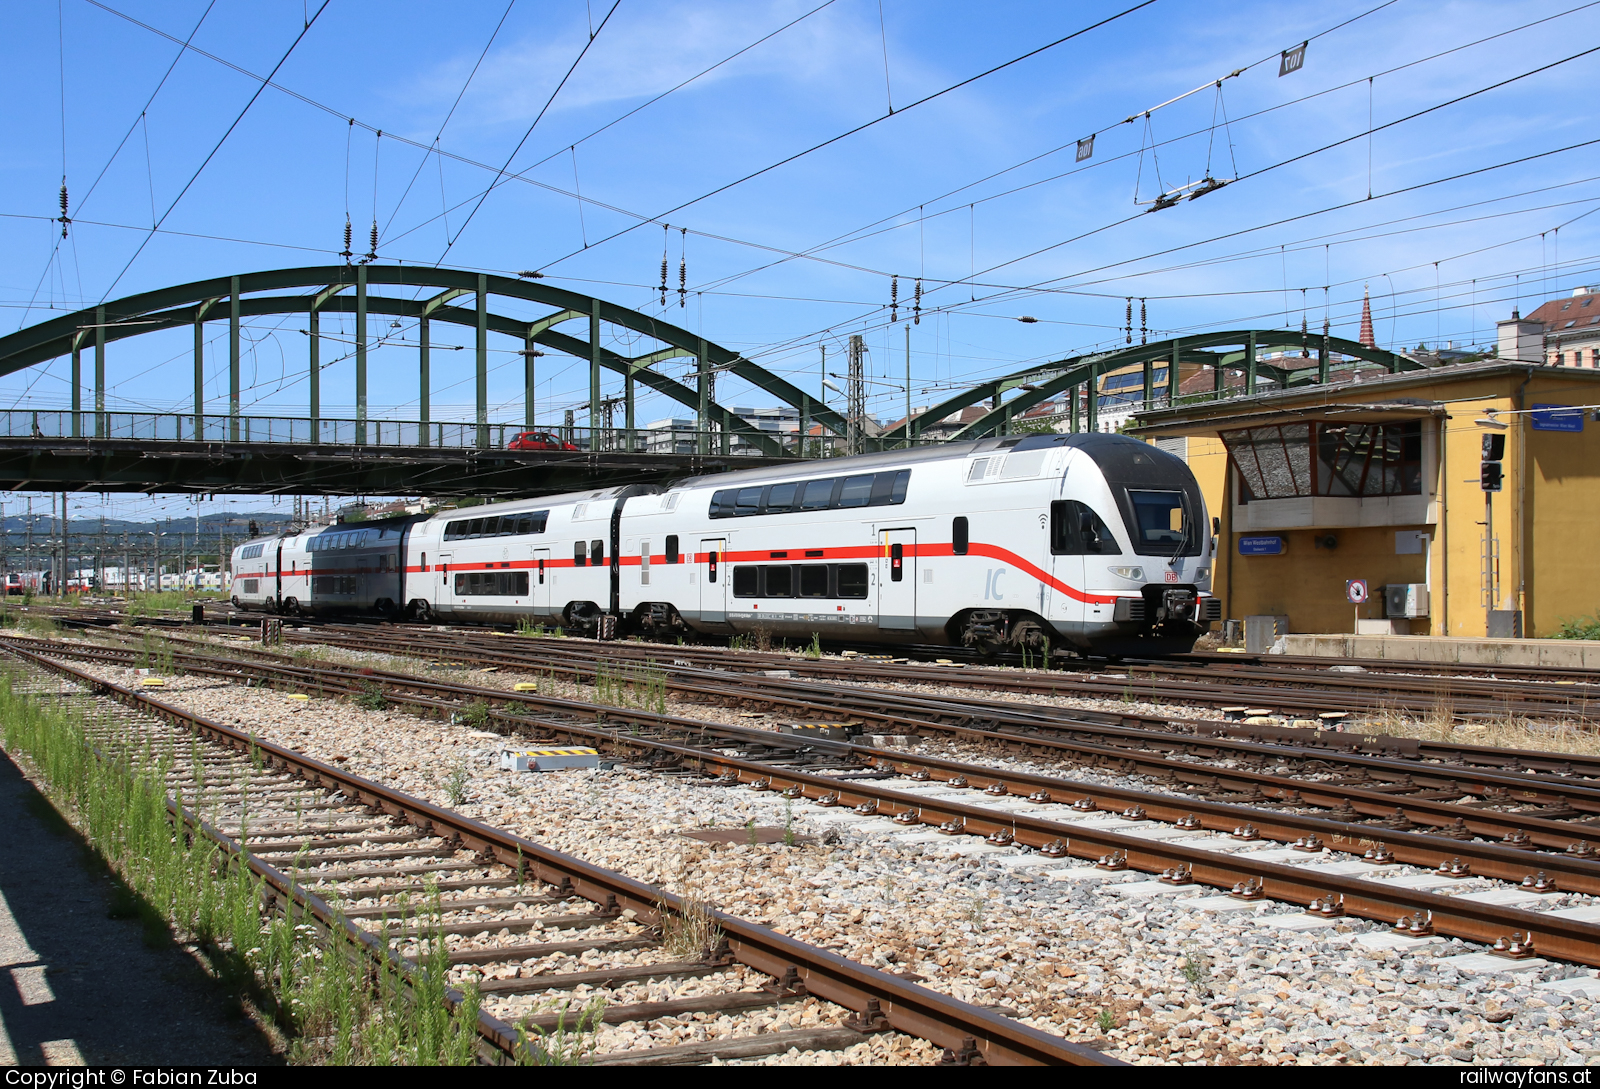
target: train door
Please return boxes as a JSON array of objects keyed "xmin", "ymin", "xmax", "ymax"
[
  {"xmin": 273, "ymin": 540, "xmax": 284, "ymax": 609},
  {"xmin": 1048, "ymin": 502, "xmax": 1087, "ymax": 628},
  {"xmin": 878, "ymin": 528, "xmax": 916, "ymax": 630},
  {"xmin": 699, "ymin": 538, "xmax": 726, "ymax": 624},
  {"xmin": 436, "ymin": 551, "xmax": 454, "ymax": 613},
  {"xmin": 532, "ymin": 548, "xmax": 551, "ymax": 614}
]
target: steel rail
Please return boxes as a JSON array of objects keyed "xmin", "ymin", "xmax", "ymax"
[
  {"xmin": 290, "ymin": 624, "xmax": 1600, "ymax": 777},
  {"xmin": 251, "ymin": 627, "xmax": 1600, "ymax": 805},
  {"xmin": 23, "ymin": 631, "xmax": 1600, "ymax": 867},
  {"xmin": 28, "ymin": 634, "xmax": 1600, "ymax": 964},
  {"xmin": 3, "ymin": 642, "xmax": 1112, "ymax": 1067}
]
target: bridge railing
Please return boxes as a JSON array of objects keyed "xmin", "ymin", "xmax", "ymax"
[{"xmin": 0, "ymin": 410, "xmax": 865, "ymax": 457}]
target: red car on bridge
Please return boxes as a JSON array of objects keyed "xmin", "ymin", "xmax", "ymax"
[{"xmin": 506, "ymin": 431, "xmax": 579, "ymax": 452}]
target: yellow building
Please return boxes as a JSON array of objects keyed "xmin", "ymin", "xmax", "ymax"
[{"xmin": 1130, "ymin": 361, "xmax": 1600, "ymax": 639}]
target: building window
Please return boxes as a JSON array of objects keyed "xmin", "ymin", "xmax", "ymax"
[{"xmin": 1222, "ymin": 420, "xmax": 1423, "ymax": 501}]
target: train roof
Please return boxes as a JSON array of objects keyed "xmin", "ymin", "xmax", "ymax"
[
  {"xmin": 667, "ymin": 431, "xmax": 1168, "ymax": 491},
  {"xmin": 424, "ymin": 483, "xmax": 660, "ymax": 522}
]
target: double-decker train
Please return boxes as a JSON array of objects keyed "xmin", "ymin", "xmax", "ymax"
[{"xmin": 230, "ymin": 432, "xmax": 1218, "ymax": 655}]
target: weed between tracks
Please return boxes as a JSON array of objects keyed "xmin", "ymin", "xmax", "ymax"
[
  {"xmin": 1364, "ymin": 699, "xmax": 1600, "ymax": 757},
  {"xmin": 0, "ymin": 671, "xmax": 481, "ymax": 1065},
  {"xmin": 591, "ymin": 660, "xmax": 667, "ymax": 714}
]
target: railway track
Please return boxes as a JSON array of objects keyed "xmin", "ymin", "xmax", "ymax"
[
  {"xmin": 257, "ymin": 624, "xmax": 1600, "ymax": 799},
  {"xmin": 20, "ymin": 629, "xmax": 1600, "ymax": 975},
  {"xmin": 0, "ymin": 643, "xmax": 1107, "ymax": 1066},
  {"xmin": 31, "ymin": 626, "xmax": 1600, "ymax": 850},
  {"xmin": 25, "ymin": 603, "xmax": 1600, "ymax": 720}
]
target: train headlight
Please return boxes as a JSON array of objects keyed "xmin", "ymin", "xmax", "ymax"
[
  {"xmin": 1108, "ymin": 566, "xmax": 1145, "ymax": 582},
  {"xmin": 1194, "ymin": 567, "xmax": 1210, "ymax": 582}
]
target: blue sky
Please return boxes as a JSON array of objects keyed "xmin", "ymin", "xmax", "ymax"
[{"xmin": 2, "ymin": 0, "xmax": 1598, "ymax": 523}]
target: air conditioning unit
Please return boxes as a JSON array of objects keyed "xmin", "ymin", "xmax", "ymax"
[{"xmin": 1384, "ymin": 583, "xmax": 1430, "ymax": 619}]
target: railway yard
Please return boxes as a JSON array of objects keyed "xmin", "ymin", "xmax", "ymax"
[{"xmin": 10, "ymin": 607, "xmax": 1600, "ymax": 1065}]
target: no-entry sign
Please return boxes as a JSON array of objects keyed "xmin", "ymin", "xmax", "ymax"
[{"xmin": 1346, "ymin": 579, "xmax": 1369, "ymax": 604}]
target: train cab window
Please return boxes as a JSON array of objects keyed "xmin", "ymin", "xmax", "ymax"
[
  {"xmin": 798, "ymin": 565, "xmax": 828, "ymax": 597},
  {"xmin": 766, "ymin": 482, "xmax": 799, "ymax": 512},
  {"xmin": 573, "ymin": 542, "xmax": 586, "ymax": 567},
  {"xmin": 732, "ymin": 566, "xmax": 758, "ymax": 597},
  {"xmin": 666, "ymin": 535, "xmax": 680, "ymax": 564},
  {"xmin": 836, "ymin": 563, "xmax": 869, "ymax": 598},
  {"xmin": 799, "ymin": 478, "xmax": 835, "ymax": 510},
  {"xmin": 952, "ymin": 516, "xmax": 969, "ymax": 555},
  {"xmin": 1127, "ymin": 490, "xmax": 1190, "ymax": 553},
  {"xmin": 590, "ymin": 539, "xmax": 604, "ymax": 566},
  {"xmin": 1050, "ymin": 500, "xmax": 1123, "ymax": 555},
  {"xmin": 763, "ymin": 565, "xmax": 793, "ymax": 597},
  {"xmin": 837, "ymin": 475, "xmax": 875, "ymax": 508}
]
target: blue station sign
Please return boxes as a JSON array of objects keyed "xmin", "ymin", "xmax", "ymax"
[
  {"xmin": 1239, "ymin": 535, "xmax": 1285, "ymax": 556},
  {"xmin": 1532, "ymin": 404, "xmax": 1584, "ymax": 432}
]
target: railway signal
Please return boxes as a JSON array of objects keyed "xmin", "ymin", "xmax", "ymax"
[{"xmin": 1481, "ymin": 433, "xmax": 1505, "ymax": 492}]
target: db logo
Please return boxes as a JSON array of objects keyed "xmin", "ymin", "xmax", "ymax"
[{"xmin": 1164, "ymin": 570, "xmax": 1179, "ymax": 583}]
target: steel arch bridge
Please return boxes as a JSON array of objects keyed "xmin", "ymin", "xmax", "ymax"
[
  {"xmin": 0, "ymin": 264, "xmax": 1418, "ymax": 495},
  {"xmin": 883, "ymin": 329, "xmax": 1417, "ymax": 444},
  {"xmin": 0, "ymin": 264, "xmax": 848, "ymax": 458}
]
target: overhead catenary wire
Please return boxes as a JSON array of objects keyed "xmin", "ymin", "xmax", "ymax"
[
  {"xmin": 692, "ymin": 1, "xmax": 1600, "ymax": 300},
  {"xmin": 96, "ymin": 2, "xmax": 332, "ymax": 301},
  {"xmin": 436, "ymin": 1, "xmax": 620, "ymax": 263}
]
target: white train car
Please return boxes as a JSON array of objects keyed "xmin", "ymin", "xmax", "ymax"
[
  {"xmin": 401, "ymin": 485, "xmax": 651, "ymax": 626},
  {"xmin": 609, "ymin": 432, "xmax": 1215, "ymax": 655},
  {"xmin": 232, "ymin": 433, "xmax": 1217, "ymax": 656}
]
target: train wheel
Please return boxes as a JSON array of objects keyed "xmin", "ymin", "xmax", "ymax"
[
  {"xmin": 409, "ymin": 599, "xmax": 432, "ymax": 622},
  {"xmin": 284, "ymin": 597, "xmax": 303, "ymax": 618}
]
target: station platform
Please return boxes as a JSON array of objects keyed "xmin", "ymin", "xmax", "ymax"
[{"xmin": 1282, "ymin": 633, "xmax": 1600, "ymax": 670}]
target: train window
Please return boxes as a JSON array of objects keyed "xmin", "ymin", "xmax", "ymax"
[
  {"xmin": 1050, "ymin": 500, "xmax": 1123, "ymax": 555},
  {"xmin": 763, "ymin": 565, "xmax": 793, "ymax": 597},
  {"xmin": 573, "ymin": 542, "xmax": 586, "ymax": 567},
  {"xmin": 444, "ymin": 521, "xmax": 464, "ymax": 541},
  {"xmin": 1127, "ymin": 491, "xmax": 1190, "ymax": 553},
  {"xmin": 869, "ymin": 471, "xmax": 905, "ymax": 506},
  {"xmin": 590, "ymin": 539, "xmax": 604, "ymax": 566},
  {"xmin": 466, "ymin": 518, "xmax": 484, "ymax": 539},
  {"xmin": 516, "ymin": 516, "xmax": 533, "ymax": 534},
  {"xmin": 767, "ymin": 482, "xmax": 799, "ymax": 512},
  {"xmin": 888, "ymin": 469, "xmax": 911, "ymax": 503},
  {"xmin": 732, "ymin": 566, "xmax": 758, "ymax": 597},
  {"xmin": 240, "ymin": 543, "xmax": 264, "ymax": 559},
  {"xmin": 799, "ymin": 565, "xmax": 828, "ymax": 597},
  {"xmin": 734, "ymin": 487, "xmax": 762, "ymax": 515},
  {"xmin": 454, "ymin": 571, "xmax": 530, "ymax": 596},
  {"xmin": 836, "ymin": 475, "xmax": 874, "ymax": 508},
  {"xmin": 952, "ymin": 516, "xmax": 969, "ymax": 555},
  {"xmin": 889, "ymin": 543, "xmax": 904, "ymax": 582},
  {"xmin": 799, "ymin": 478, "xmax": 835, "ymax": 510},
  {"xmin": 666, "ymin": 535, "xmax": 680, "ymax": 564},
  {"xmin": 836, "ymin": 564, "xmax": 869, "ymax": 598}
]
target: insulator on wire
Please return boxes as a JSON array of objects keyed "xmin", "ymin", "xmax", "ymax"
[
  {"xmin": 57, "ymin": 184, "xmax": 70, "ymax": 238},
  {"xmin": 1125, "ymin": 298, "xmax": 1133, "ymax": 345},
  {"xmin": 341, "ymin": 217, "xmax": 353, "ymax": 263},
  {"xmin": 890, "ymin": 275, "xmax": 899, "ymax": 323},
  {"xmin": 1140, "ymin": 298, "xmax": 1147, "ymax": 345},
  {"xmin": 913, "ymin": 278, "xmax": 922, "ymax": 325},
  {"xmin": 678, "ymin": 227, "xmax": 687, "ymax": 308},
  {"xmin": 368, "ymin": 220, "xmax": 379, "ymax": 262}
]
